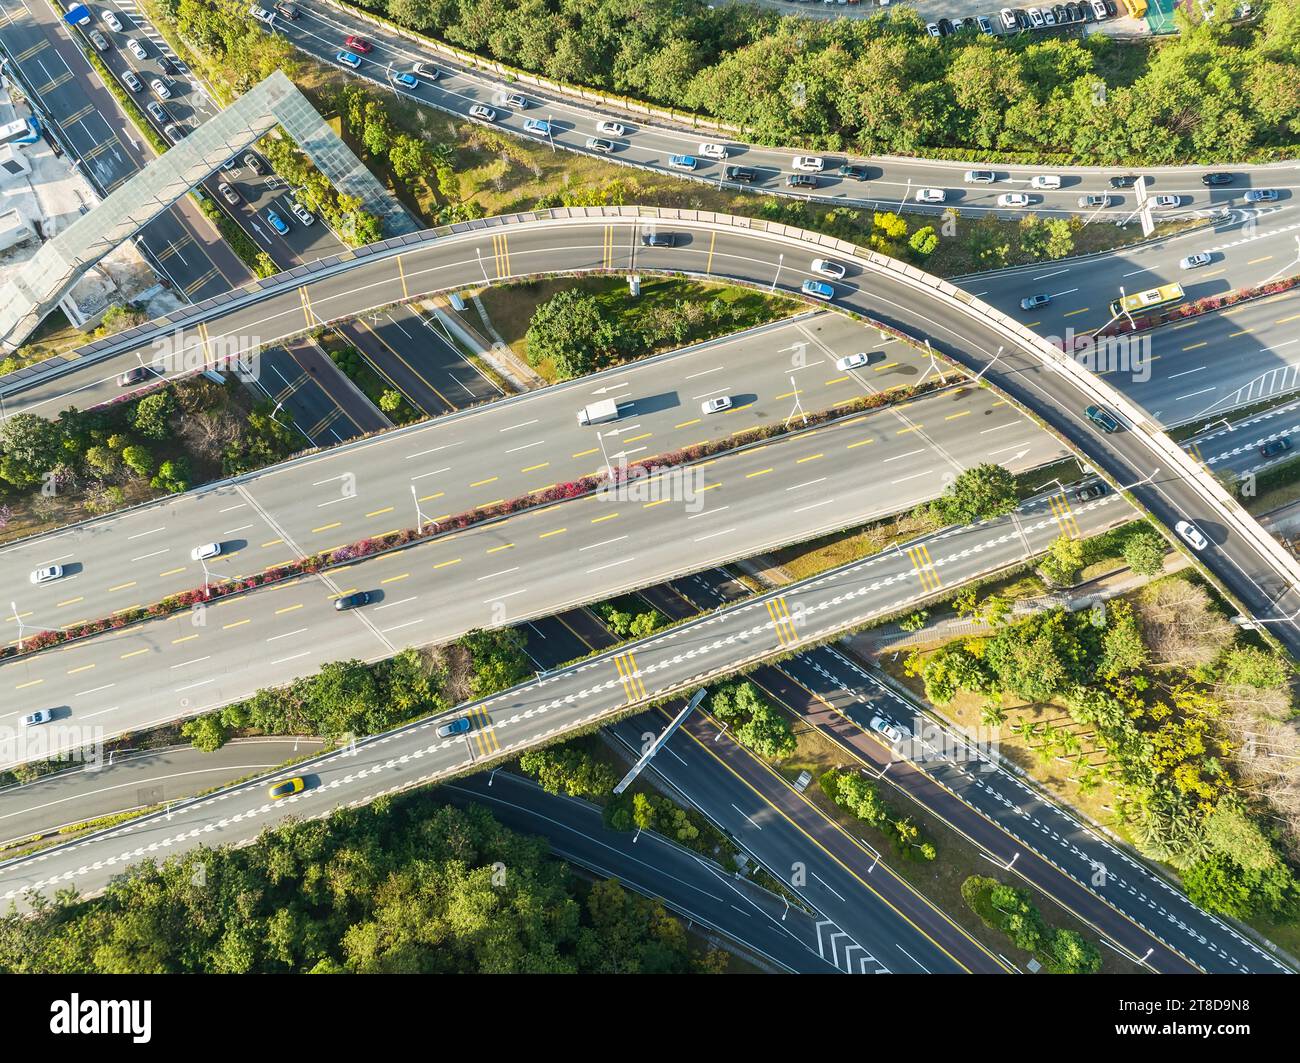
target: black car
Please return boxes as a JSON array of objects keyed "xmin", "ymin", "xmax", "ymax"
[
  {"xmin": 158, "ymin": 55, "xmax": 178, "ymax": 76},
  {"xmin": 1104, "ymin": 0, "xmax": 1117, "ymax": 14},
  {"xmin": 1109, "ymin": 174, "xmax": 1139, "ymax": 189},
  {"xmin": 838, "ymin": 164, "xmax": 870, "ymax": 181},
  {"xmin": 1201, "ymin": 172, "xmax": 1235, "ymax": 187},
  {"xmin": 334, "ymin": 591, "xmax": 372, "ymax": 611},
  {"xmin": 1074, "ymin": 482, "xmax": 1109, "ymax": 503},
  {"xmin": 1080, "ymin": 2, "xmax": 1095, "ymax": 18},
  {"xmin": 937, "ymin": 17, "xmax": 954, "ymax": 34},
  {"xmin": 1067, "ymin": 2, "xmax": 1085, "ymax": 18},
  {"xmin": 786, "ymin": 173, "xmax": 817, "ymax": 188},
  {"xmin": 1260, "ymin": 437, "xmax": 1293, "ymax": 459},
  {"xmin": 724, "ymin": 166, "xmax": 756, "ymax": 183},
  {"xmin": 961, "ymin": 16, "xmax": 977, "ymax": 29},
  {"xmin": 642, "ymin": 231, "xmax": 676, "ymax": 248},
  {"xmin": 1054, "ymin": 5, "xmax": 1069, "ymax": 22},
  {"xmin": 117, "ymin": 365, "xmax": 160, "ymax": 387}
]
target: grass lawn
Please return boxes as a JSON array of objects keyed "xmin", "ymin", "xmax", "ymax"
[
  {"xmin": 476, "ymin": 275, "xmax": 800, "ymax": 383},
  {"xmin": 774, "ymin": 711, "xmax": 1139, "ymax": 973}
]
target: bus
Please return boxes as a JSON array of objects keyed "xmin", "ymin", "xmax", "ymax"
[{"xmin": 1110, "ymin": 282, "xmax": 1185, "ymax": 318}]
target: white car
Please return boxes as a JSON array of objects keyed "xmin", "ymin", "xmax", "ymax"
[
  {"xmin": 701, "ymin": 396, "xmax": 732, "ymax": 415},
  {"xmin": 698, "ymin": 142, "xmax": 729, "ymax": 160},
  {"xmin": 998, "ymin": 192, "xmax": 1030, "ymax": 207},
  {"xmin": 965, "ymin": 170, "xmax": 997, "ymax": 184},
  {"xmin": 468, "ymin": 103, "xmax": 497, "ymax": 122},
  {"xmin": 20, "ymin": 710, "xmax": 51, "ymax": 727},
  {"xmin": 150, "ymin": 79, "xmax": 172, "ymax": 99},
  {"xmin": 586, "ymin": 137, "xmax": 615, "ymax": 154},
  {"xmin": 191, "ymin": 542, "xmax": 222, "ymax": 561},
  {"xmin": 1175, "ymin": 520, "xmax": 1208, "ymax": 551},
  {"xmin": 915, "ymin": 187, "xmax": 946, "ymax": 203},
  {"xmin": 1180, "ymin": 252, "xmax": 1212, "ymax": 269},
  {"xmin": 596, "ymin": 120, "xmax": 625, "ymax": 137},
  {"xmin": 1030, "ymin": 174, "xmax": 1061, "ymax": 190},
  {"xmin": 126, "ymin": 38, "xmax": 148, "ymax": 60},
  {"xmin": 121, "ymin": 70, "xmax": 143, "ymax": 93},
  {"xmin": 869, "ymin": 714, "xmax": 905, "ymax": 744},
  {"xmin": 249, "ymin": 5, "xmax": 275, "ymax": 24},
  {"xmin": 791, "ymin": 155, "xmax": 824, "ymax": 173},
  {"xmin": 811, "ymin": 258, "xmax": 846, "ymax": 280},
  {"xmin": 1027, "ymin": 7, "xmax": 1046, "ymax": 26},
  {"xmin": 102, "ymin": 10, "xmax": 123, "ymax": 31},
  {"xmin": 1154, "ymin": 194, "xmax": 1182, "ymax": 208},
  {"xmin": 30, "ymin": 565, "xmax": 64, "ymax": 585},
  {"xmin": 836, "ymin": 352, "xmax": 870, "ymax": 371},
  {"xmin": 289, "ymin": 200, "xmax": 315, "ymax": 226}
]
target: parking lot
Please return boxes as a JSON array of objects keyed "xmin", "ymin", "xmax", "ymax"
[{"xmin": 743, "ymin": 0, "xmax": 1152, "ymax": 35}]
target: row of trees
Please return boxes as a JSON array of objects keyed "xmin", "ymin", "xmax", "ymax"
[
  {"xmin": 0, "ymin": 797, "xmax": 721, "ymax": 973},
  {"xmin": 363, "ymin": 0, "xmax": 1300, "ymax": 163},
  {"xmin": 0, "ymin": 378, "xmax": 297, "ymax": 525},
  {"xmin": 181, "ymin": 627, "xmax": 531, "ymax": 748},
  {"xmin": 908, "ymin": 576, "xmax": 1300, "ymax": 922}
]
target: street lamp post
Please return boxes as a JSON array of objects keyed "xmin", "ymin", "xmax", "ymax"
[
  {"xmin": 476, "ymin": 247, "xmax": 489, "ymax": 284},
  {"xmin": 770, "ymin": 253, "xmax": 784, "ymax": 292}
]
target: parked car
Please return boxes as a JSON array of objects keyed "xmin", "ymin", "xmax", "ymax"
[
  {"xmin": 244, "ymin": 152, "xmax": 267, "ymax": 174},
  {"xmin": 1027, "ymin": 7, "xmax": 1045, "ymax": 26},
  {"xmin": 1091, "ymin": 0, "xmax": 1109, "ymax": 14},
  {"xmin": 335, "ymin": 50, "xmax": 362, "ymax": 69},
  {"xmin": 586, "ymin": 137, "xmax": 615, "ymax": 153},
  {"xmin": 1084, "ymin": 405, "xmax": 1121, "ymax": 433},
  {"xmin": 791, "ymin": 155, "xmax": 824, "ymax": 172},
  {"xmin": 159, "ymin": 55, "xmax": 179, "ymax": 75},
  {"xmin": 801, "ymin": 279, "xmax": 835, "ymax": 301},
  {"xmin": 190, "ymin": 542, "xmax": 222, "ymax": 561},
  {"xmin": 998, "ymin": 192, "xmax": 1031, "ymax": 207},
  {"xmin": 1000, "ymin": 7, "xmax": 1019, "ymax": 29},
  {"xmin": 915, "ymin": 187, "xmax": 946, "ymax": 203},
  {"xmin": 701, "ymin": 396, "xmax": 732, "ymax": 415},
  {"xmin": 1260, "ymin": 437, "xmax": 1293, "ymax": 459},
  {"xmin": 1175, "ymin": 520, "xmax": 1209, "ymax": 551},
  {"xmin": 964, "ymin": 170, "xmax": 997, "ymax": 184},
  {"xmin": 30, "ymin": 565, "xmax": 64, "ymax": 585},
  {"xmin": 334, "ymin": 591, "xmax": 372, "ymax": 610},
  {"xmin": 978, "ymin": 15, "xmax": 996, "ymax": 32},
  {"xmin": 437, "ymin": 717, "xmax": 472, "ymax": 738},
  {"xmin": 289, "ymin": 200, "xmax": 315, "ymax": 226},
  {"xmin": 1020, "ymin": 293, "xmax": 1051, "ymax": 310},
  {"xmin": 836, "ymin": 352, "xmax": 871, "ymax": 371},
  {"xmin": 1179, "ymin": 252, "xmax": 1212, "ymax": 269},
  {"xmin": 926, "ymin": 21, "xmax": 941, "ymax": 36},
  {"xmin": 268, "ymin": 777, "xmax": 305, "ymax": 800},
  {"xmin": 596, "ymin": 120, "xmax": 625, "ymax": 137},
  {"xmin": 266, "ymin": 209, "xmax": 289, "ymax": 235},
  {"xmin": 811, "ymin": 258, "xmax": 846, "ymax": 280},
  {"xmin": 468, "ymin": 103, "xmax": 497, "ymax": 122},
  {"xmin": 218, "ymin": 182, "xmax": 240, "ymax": 205},
  {"xmin": 163, "ymin": 123, "xmax": 186, "ymax": 143},
  {"xmin": 1246, "ymin": 189, "xmax": 1279, "ymax": 203}
]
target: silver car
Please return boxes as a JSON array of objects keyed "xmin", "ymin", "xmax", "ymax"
[{"xmin": 1179, "ymin": 252, "xmax": 1212, "ymax": 269}]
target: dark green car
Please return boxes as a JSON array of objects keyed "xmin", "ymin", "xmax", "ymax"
[{"xmin": 1084, "ymin": 405, "xmax": 1121, "ymax": 433}]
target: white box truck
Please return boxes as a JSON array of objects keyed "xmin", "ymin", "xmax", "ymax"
[{"xmin": 577, "ymin": 398, "xmax": 622, "ymax": 426}]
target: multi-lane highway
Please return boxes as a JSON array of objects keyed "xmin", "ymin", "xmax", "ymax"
[
  {"xmin": 0, "ymin": 377, "xmax": 1063, "ymax": 758},
  {"xmin": 2, "ymin": 481, "xmax": 1284, "ymax": 971},
  {"xmin": 274, "ymin": 0, "xmax": 1298, "ymax": 220}
]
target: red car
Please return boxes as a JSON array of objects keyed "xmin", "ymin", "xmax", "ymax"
[{"xmin": 345, "ymin": 35, "xmax": 372, "ymax": 53}]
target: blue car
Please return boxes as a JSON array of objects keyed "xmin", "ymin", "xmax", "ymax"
[
  {"xmin": 336, "ymin": 50, "xmax": 362, "ymax": 69},
  {"xmin": 801, "ymin": 279, "xmax": 834, "ymax": 301},
  {"xmin": 391, "ymin": 71, "xmax": 419, "ymax": 90},
  {"xmin": 668, "ymin": 154, "xmax": 698, "ymax": 171},
  {"xmin": 523, "ymin": 118, "xmax": 551, "ymax": 137},
  {"xmin": 436, "ymin": 716, "xmax": 472, "ymax": 738},
  {"xmin": 266, "ymin": 209, "xmax": 290, "ymax": 236}
]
